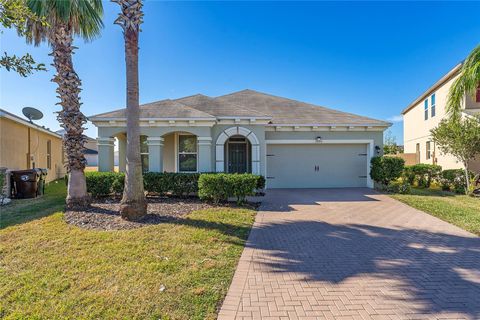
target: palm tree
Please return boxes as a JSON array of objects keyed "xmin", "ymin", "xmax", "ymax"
[
  {"xmin": 447, "ymin": 44, "xmax": 480, "ymax": 118},
  {"xmin": 25, "ymin": 0, "xmax": 103, "ymax": 209},
  {"xmin": 113, "ymin": 0, "xmax": 147, "ymax": 220}
]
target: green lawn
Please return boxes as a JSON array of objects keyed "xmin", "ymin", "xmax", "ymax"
[
  {"xmin": 0, "ymin": 181, "xmax": 256, "ymax": 319},
  {"xmin": 390, "ymin": 187, "xmax": 480, "ymax": 235}
]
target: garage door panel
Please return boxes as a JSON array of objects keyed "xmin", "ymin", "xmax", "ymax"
[{"xmin": 267, "ymin": 144, "xmax": 367, "ymax": 188}]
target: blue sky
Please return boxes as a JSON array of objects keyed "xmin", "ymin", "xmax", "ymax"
[{"xmin": 1, "ymin": 1, "xmax": 480, "ymax": 143}]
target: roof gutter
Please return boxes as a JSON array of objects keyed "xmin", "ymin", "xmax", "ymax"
[
  {"xmin": 265, "ymin": 123, "xmax": 391, "ymax": 127},
  {"xmin": 0, "ymin": 109, "xmax": 62, "ymax": 138}
]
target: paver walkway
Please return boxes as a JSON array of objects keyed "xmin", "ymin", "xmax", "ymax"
[{"xmin": 218, "ymin": 188, "xmax": 480, "ymax": 320}]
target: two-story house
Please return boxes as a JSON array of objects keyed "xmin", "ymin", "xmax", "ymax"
[{"xmin": 402, "ymin": 63, "xmax": 480, "ymax": 173}]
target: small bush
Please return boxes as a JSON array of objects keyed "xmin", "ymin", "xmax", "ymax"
[
  {"xmin": 85, "ymin": 172, "xmax": 124, "ymax": 197},
  {"xmin": 409, "ymin": 164, "xmax": 442, "ymax": 188},
  {"xmin": 402, "ymin": 166, "xmax": 416, "ymax": 185},
  {"xmin": 385, "ymin": 181, "xmax": 411, "ymax": 194},
  {"xmin": 370, "ymin": 156, "xmax": 405, "ymax": 186},
  {"xmin": 439, "ymin": 169, "xmax": 474, "ymax": 194},
  {"xmin": 198, "ymin": 173, "xmax": 259, "ymax": 205},
  {"xmin": 256, "ymin": 175, "xmax": 266, "ymax": 190}
]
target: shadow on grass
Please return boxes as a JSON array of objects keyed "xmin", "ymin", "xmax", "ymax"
[{"xmin": 0, "ymin": 180, "xmax": 66, "ymax": 229}]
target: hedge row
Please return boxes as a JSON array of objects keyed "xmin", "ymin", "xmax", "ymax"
[
  {"xmin": 198, "ymin": 173, "xmax": 258, "ymax": 205},
  {"xmin": 403, "ymin": 164, "xmax": 442, "ymax": 188},
  {"xmin": 370, "ymin": 156, "xmax": 475, "ymax": 194},
  {"xmin": 85, "ymin": 172, "xmax": 264, "ymax": 202},
  {"xmin": 143, "ymin": 172, "xmax": 200, "ymax": 197},
  {"xmin": 85, "ymin": 172, "xmax": 125, "ymax": 197}
]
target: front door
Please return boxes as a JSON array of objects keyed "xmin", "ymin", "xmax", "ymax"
[{"xmin": 228, "ymin": 143, "xmax": 247, "ymax": 173}]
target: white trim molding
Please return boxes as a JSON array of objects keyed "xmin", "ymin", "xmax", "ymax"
[
  {"xmin": 97, "ymin": 137, "xmax": 115, "ymax": 147},
  {"xmin": 215, "ymin": 126, "xmax": 261, "ymax": 175},
  {"xmin": 146, "ymin": 136, "xmax": 164, "ymax": 146},
  {"xmin": 266, "ymin": 139, "xmax": 375, "ymax": 188}
]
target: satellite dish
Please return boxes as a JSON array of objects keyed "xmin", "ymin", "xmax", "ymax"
[{"xmin": 22, "ymin": 107, "xmax": 44, "ymax": 123}]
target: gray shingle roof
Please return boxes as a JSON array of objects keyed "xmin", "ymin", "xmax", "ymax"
[
  {"xmin": 90, "ymin": 99, "xmax": 215, "ymax": 119},
  {"xmin": 90, "ymin": 90, "xmax": 389, "ymax": 126},
  {"xmin": 175, "ymin": 94, "xmax": 270, "ymax": 118},
  {"xmin": 215, "ymin": 90, "xmax": 389, "ymax": 126}
]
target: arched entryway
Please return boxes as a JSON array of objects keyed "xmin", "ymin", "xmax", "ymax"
[
  {"xmin": 215, "ymin": 126, "xmax": 260, "ymax": 174},
  {"xmin": 225, "ymin": 135, "xmax": 251, "ymax": 173}
]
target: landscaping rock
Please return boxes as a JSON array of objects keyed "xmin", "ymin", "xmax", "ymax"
[{"xmin": 64, "ymin": 196, "xmax": 243, "ymax": 231}]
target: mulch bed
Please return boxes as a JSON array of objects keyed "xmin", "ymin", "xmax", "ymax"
[{"xmin": 64, "ymin": 196, "xmax": 259, "ymax": 231}]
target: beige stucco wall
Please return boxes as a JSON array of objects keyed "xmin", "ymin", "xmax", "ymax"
[
  {"xmin": 0, "ymin": 117, "xmax": 65, "ymax": 182},
  {"xmin": 404, "ymin": 74, "xmax": 467, "ymax": 170},
  {"xmin": 162, "ymin": 133, "xmax": 175, "ymax": 172}
]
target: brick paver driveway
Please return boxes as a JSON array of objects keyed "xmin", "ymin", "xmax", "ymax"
[{"xmin": 219, "ymin": 189, "xmax": 480, "ymax": 320}]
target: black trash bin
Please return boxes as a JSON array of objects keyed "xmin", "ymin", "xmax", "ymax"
[
  {"xmin": 11, "ymin": 169, "xmax": 41, "ymax": 198},
  {"xmin": 37, "ymin": 168, "xmax": 48, "ymax": 196}
]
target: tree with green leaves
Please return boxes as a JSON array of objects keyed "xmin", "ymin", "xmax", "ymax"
[
  {"xmin": 447, "ymin": 44, "xmax": 480, "ymax": 118},
  {"xmin": 430, "ymin": 115, "xmax": 480, "ymax": 194},
  {"xmin": 24, "ymin": 0, "xmax": 103, "ymax": 208},
  {"xmin": 113, "ymin": 0, "xmax": 147, "ymax": 220},
  {"xmin": 383, "ymin": 130, "xmax": 399, "ymax": 155},
  {"xmin": 0, "ymin": 0, "xmax": 46, "ymax": 76}
]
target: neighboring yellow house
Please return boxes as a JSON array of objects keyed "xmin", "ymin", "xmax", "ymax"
[
  {"xmin": 0, "ymin": 109, "xmax": 65, "ymax": 182},
  {"xmin": 402, "ymin": 63, "xmax": 480, "ymax": 173}
]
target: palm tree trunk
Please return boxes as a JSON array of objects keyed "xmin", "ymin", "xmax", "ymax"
[
  {"xmin": 116, "ymin": 0, "xmax": 146, "ymax": 220},
  {"xmin": 50, "ymin": 23, "xmax": 90, "ymax": 209}
]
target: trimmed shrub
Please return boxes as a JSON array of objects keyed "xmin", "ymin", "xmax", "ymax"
[
  {"xmin": 408, "ymin": 164, "xmax": 442, "ymax": 188},
  {"xmin": 111, "ymin": 173, "xmax": 125, "ymax": 195},
  {"xmin": 256, "ymin": 175, "xmax": 266, "ymax": 190},
  {"xmin": 143, "ymin": 172, "xmax": 200, "ymax": 197},
  {"xmin": 385, "ymin": 181, "xmax": 411, "ymax": 194},
  {"xmin": 439, "ymin": 169, "xmax": 474, "ymax": 194},
  {"xmin": 198, "ymin": 173, "xmax": 259, "ymax": 205},
  {"xmin": 170, "ymin": 173, "xmax": 200, "ymax": 197},
  {"xmin": 370, "ymin": 156, "xmax": 405, "ymax": 186},
  {"xmin": 402, "ymin": 166, "xmax": 416, "ymax": 186},
  {"xmin": 85, "ymin": 172, "xmax": 124, "ymax": 197}
]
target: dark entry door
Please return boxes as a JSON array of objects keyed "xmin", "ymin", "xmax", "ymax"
[{"xmin": 228, "ymin": 143, "xmax": 247, "ymax": 173}]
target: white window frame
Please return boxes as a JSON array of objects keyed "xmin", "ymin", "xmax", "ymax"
[
  {"xmin": 140, "ymin": 135, "xmax": 149, "ymax": 173},
  {"xmin": 426, "ymin": 141, "xmax": 431, "ymax": 160},
  {"xmin": 177, "ymin": 133, "xmax": 198, "ymax": 173}
]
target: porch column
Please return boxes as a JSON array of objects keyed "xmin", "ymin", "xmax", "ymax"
[
  {"xmin": 198, "ymin": 137, "xmax": 212, "ymax": 172},
  {"xmin": 117, "ymin": 134, "xmax": 127, "ymax": 172},
  {"xmin": 97, "ymin": 137, "xmax": 115, "ymax": 172},
  {"xmin": 147, "ymin": 137, "xmax": 163, "ymax": 172}
]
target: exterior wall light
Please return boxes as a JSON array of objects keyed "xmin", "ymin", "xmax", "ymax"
[
  {"xmin": 375, "ymin": 145, "xmax": 381, "ymax": 154},
  {"xmin": 316, "ymin": 136, "xmax": 322, "ymax": 142}
]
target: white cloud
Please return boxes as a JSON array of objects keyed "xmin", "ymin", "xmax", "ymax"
[{"xmin": 387, "ymin": 115, "xmax": 403, "ymax": 123}]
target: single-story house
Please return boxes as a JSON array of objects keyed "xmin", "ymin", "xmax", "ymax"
[
  {"xmin": 90, "ymin": 90, "xmax": 390, "ymax": 188},
  {"xmin": 0, "ymin": 108, "xmax": 65, "ymax": 182},
  {"xmin": 57, "ymin": 129, "xmax": 99, "ymax": 167}
]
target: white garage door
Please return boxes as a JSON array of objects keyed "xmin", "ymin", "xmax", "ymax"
[{"xmin": 266, "ymin": 144, "xmax": 369, "ymax": 188}]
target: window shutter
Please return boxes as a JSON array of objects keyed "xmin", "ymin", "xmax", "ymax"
[{"xmin": 476, "ymin": 87, "xmax": 480, "ymax": 102}]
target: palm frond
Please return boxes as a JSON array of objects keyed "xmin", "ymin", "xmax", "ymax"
[
  {"xmin": 24, "ymin": 0, "xmax": 104, "ymax": 47},
  {"xmin": 447, "ymin": 44, "xmax": 480, "ymax": 117}
]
